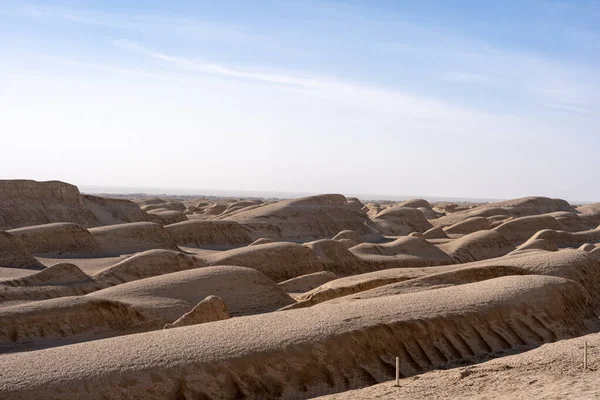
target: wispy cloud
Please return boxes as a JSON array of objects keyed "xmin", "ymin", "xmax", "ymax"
[{"xmin": 443, "ymin": 72, "xmax": 493, "ymax": 84}]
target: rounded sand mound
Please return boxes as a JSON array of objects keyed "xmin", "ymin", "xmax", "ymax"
[
  {"xmin": 93, "ymin": 249, "xmax": 206, "ymax": 286},
  {"xmin": 88, "ymin": 266, "xmax": 295, "ymax": 322},
  {"xmin": 164, "ymin": 295, "xmax": 229, "ymax": 329},
  {"xmin": 285, "ymin": 267, "xmax": 443, "ymax": 309},
  {"xmin": 1, "ymin": 275, "xmax": 595, "ymax": 399},
  {"xmin": 7, "ymin": 223, "xmax": 99, "ymax": 257},
  {"xmin": 277, "ymin": 271, "xmax": 339, "ymax": 294},
  {"xmin": 372, "ymin": 206, "xmax": 432, "ymax": 235},
  {"xmin": 165, "ymin": 220, "xmax": 251, "ymax": 249},
  {"xmin": 1, "ymin": 263, "xmax": 91, "ymax": 287},
  {"xmin": 0, "ymin": 232, "xmax": 44, "ymax": 270},
  {"xmin": 0, "ymin": 263, "xmax": 102, "ymax": 304},
  {"xmin": 527, "ymin": 228, "xmax": 600, "ymax": 248},
  {"xmin": 513, "ymin": 236, "xmax": 559, "ymax": 253},
  {"xmin": 89, "ymin": 222, "xmax": 179, "ymax": 256},
  {"xmin": 350, "ymin": 236, "xmax": 451, "ymax": 265},
  {"xmin": 304, "ymin": 239, "xmax": 371, "ymax": 275},
  {"xmin": 548, "ymin": 211, "xmax": 589, "ymax": 232},
  {"xmin": 422, "ymin": 226, "xmax": 449, "ymax": 239},
  {"xmin": 397, "ymin": 199, "xmax": 432, "ymax": 209},
  {"xmin": 344, "ymin": 265, "xmax": 525, "ymax": 301},
  {"xmin": 438, "ymin": 230, "xmax": 515, "ymax": 263},
  {"xmin": 205, "ymin": 242, "xmax": 324, "ymax": 281},
  {"xmin": 223, "ymin": 194, "xmax": 380, "ymax": 242},
  {"xmin": 443, "ymin": 217, "xmax": 490, "ymax": 235},
  {"xmin": 493, "ymin": 215, "xmax": 561, "ymax": 244},
  {"xmin": 332, "ymin": 229, "xmax": 361, "ymax": 242},
  {"xmin": 0, "ymin": 296, "xmax": 148, "ymax": 345},
  {"xmin": 248, "ymin": 237, "xmax": 276, "ymax": 246},
  {"xmin": 147, "ymin": 209, "xmax": 187, "ymax": 225}
]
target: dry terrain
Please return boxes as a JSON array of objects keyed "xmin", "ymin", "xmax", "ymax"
[{"xmin": 1, "ymin": 180, "xmax": 600, "ymax": 399}]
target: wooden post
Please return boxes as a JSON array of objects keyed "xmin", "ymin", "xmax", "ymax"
[
  {"xmin": 395, "ymin": 357, "xmax": 400, "ymax": 387},
  {"xmin": 584, "ymin": 341, "xmax": 588, "ymax": 370}
]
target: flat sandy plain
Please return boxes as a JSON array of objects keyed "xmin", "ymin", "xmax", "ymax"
[{"xmin": 1, "ymin": 179, "xmax": 600, "ymax": 399}]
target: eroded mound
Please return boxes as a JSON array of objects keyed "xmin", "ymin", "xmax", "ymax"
[
  {"xmin": 350, "ymin": 236, "xmax": 451, "ymax": 265},
  {"xmin": 443, "ymin": 217, "xmax": 490, "ymax": 235},
  {"xmin": 89, "ymin": 222, "xmax": 179, "ymax": 256},
  {"xmin": 493, "ymin": 215, "xmax": 561, "ymax": 244},
  {"xmin": 438, "ymin": 230, "xmax": 515, "ymax": 263},
  {"xmin": 8, "ymin": 223, "xmax": 100, "ymax": 257},
  {"xmin": 0, "ymin": 232, "xmax": 44, "ymax": 270},
  {"xmin": 223, "ymin": 194, "xmax": 380, "ymax": 242},
  {"xmin": 164, "ymin": 295, "xmax": 229, "ymax": 329},
  {"xmin": 372, "ymin": 206, "xmax": 432, "ymax": 235},
  {"xmin": 0, "ymin": 275, "xmax": 595, "ymax": 399},
  {"xmin": 205, "ymin": 242, "xmax": 324, "ymax": 281},
  {"xmin": 93, "ymin": 249, "xmax": 206, "ymax": 286},
  {"xmin": 277, "ymin": 271, "xmax": 339, "ymax": 294},
  {"xmin": 165, "ymin": 220, "xmax": 252, "ymax": 249},
  {"xmin": 88, "ymin": 266, "xmax": 295, "ymax": 322},
  {"xmin": 0, "ymin": 180, "xmax": 147, "ymax": 230},
  {"xmin": 0, "ymin": 296, "xmax": 148, "ymax": 345}
]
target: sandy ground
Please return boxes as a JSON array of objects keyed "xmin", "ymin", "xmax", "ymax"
[{"xmin": 317, "ymin": 332, "xmax": 600, "ymax": 399}]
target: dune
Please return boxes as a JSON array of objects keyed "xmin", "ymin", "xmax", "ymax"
[
  {"xmin": 82, "ymin": 195, "xmax": 149, "ymax": 226},
  {"xmin": 205, "ymin": 242, "xmax": 324, "ymax": 281},
  {"xmin": 346, "ymin": 197, "xmax": 366, "ymax": 212},
  {"xmin": 0, "ymin": 275, "xmax": 596, "ymax": 399},
  {"xmin": 147, "ymin": 209, "xmax": 188, "ymax": 225},
  {"xmin": 397, "ymin": 199, "xmax": 432, "ymax": 209},
  {"xmin": 422, "ymin": 226, "xmax": 449, "ymax": 239},
  {"xmin": 317, "ymin": 331, "xmax": 600, "ymax": 400},
  {"xmin": 0, "ymin": 263, "xmax": 102, "ymax": 305},
  {"xmin": 7, "ymin": 223, "xmax": 100, "ymax": 257},
  {"xmin": 332, "ymin": 229, "xmax": 361, "ymax": 242},
  {"xmin": 513, "ymin": 236, "xmax": 560, "ymax": 253},
  {"xmin": 304, "ymin": 239, "xmax": 375, "ymax": 275},
  {"xmin": 248, "ymin": 237, "xmax": 276, "ymax": 246},
  {"xmin": 223, "ymin": 194, "xmax": 381, "ymax": 242},
  {"xmin": 92, "ymin": 249, "xmax": 206, "ymax": 286},
  {"xmin": 438, "ymin": 230, "xmax": 515, "ymax": 263},
  {"xmin": 492, "ymin": 214, "xmax": 561, "ymax": 244},
  {"xmin": 0, "ymin": 262, "xmax": 91, "ymax": 287},
  {"xmin": 165, "ymin": 220, "xmax": 252, "ymax": 249},
  {"xmin": 443, "ymin": 217, "xmax": 490, "ymax": 235},
  {"xmin": 0, "ymin": 266, "xmax": 293, "ymax": 348},
  {"xmin": 350, "ymin": 236, "xmax": 452, "ymax": 266},
  {"xmin": 0, "ymin": 250, "xmax": 206, "ymax": 305},
  {"xmin": 164, "ymin": 295, "xmax": 229, "ymax": 329},
  {"xmin": 0, "ymin": 296, "xmax": 149, "ymax": 347},
  {"xmin": 89, "ymin": 222, "xmax": 179, "ymax": 256},
  {"xmin": 340, "ymin": 265, "xmax": 527, "ymax": 302},
  {"xmin": 0, "ymin": 180, "xmax": 147, "ymax": 230},
  {"xmin": 526, "ymin": 227, "xmax": 600, "ymax": 248},
  {"xmin": 277, "ymin": 271, "xmax": 339, "ymax": 294},
  {"xmin": 372, "ymin": 206, "xmax": 433, "ymax": 235},
  {"xmin": 284, "ymin": 266, "xmax": 451, "ymax": 309},
  {"xmin": 431, "ymin": 197, "xmax": 573, "ymax": 228},
  {"xmin": 0, "ymin": 232, "xmax": 44, "ymax": 270},
  {"xmin": 88, "ymin": 266, "xmax": 295, "ymax": 322},
  {"xmin": 351, "ymin": 248, "xmax": 600, "ymax": 311}
]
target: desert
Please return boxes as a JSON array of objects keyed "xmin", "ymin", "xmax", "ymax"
[
  {"xmin": 3, "ymin": 2, "xmax": 599, "ymax": 398},
  {"xmin": 1, "ymin": 179, "xmax": 600, "ymax": 399}
]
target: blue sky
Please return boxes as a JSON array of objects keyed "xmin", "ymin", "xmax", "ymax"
[{"xmin": 1, "ymin": 0, "xmax": 599, "ymax": 201}]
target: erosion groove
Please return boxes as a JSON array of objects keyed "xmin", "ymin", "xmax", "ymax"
[{"xmin": 0, "ymin": 275, "xmax": 596, "ymax": 399}]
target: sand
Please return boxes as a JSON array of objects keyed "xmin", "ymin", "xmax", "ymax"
[{"xmin": 1, "ymin": 180, "xmax": 600, "ymax": 399}]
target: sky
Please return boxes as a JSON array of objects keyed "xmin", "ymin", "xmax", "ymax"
[{"xmin": 1, "ymin": 0, "xmax": 599, "ymax": 202}]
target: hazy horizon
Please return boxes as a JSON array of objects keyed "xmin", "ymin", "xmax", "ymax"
[{"xmin": 2, "ymin": 1, "xmax": 599, "ymax": 201}]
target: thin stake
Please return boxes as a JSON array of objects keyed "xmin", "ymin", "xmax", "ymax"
[
  {"xmin": 395, "ymin": 356, "xmax": 400, "ymax": 387},
  {"xmin": 584, "ymin": 341, "xmax": 588, "ymax": 370}
]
